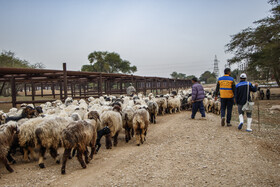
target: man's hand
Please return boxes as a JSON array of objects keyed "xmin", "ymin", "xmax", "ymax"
[
  {"xmin": 214, "ymin": 96, "xmax": 217, "ymax": 101},
  {"xmin": 255, "ymin": 83, "xmax": 259, "ymax": 87},
  {"xmin": 192, "ymin": 100, "xmax": 195, "ymax": 103}
]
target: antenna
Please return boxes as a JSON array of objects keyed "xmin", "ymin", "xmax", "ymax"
[{"xmin": 213, "ymin": 55, "xmax": 219, "ymax": 78}]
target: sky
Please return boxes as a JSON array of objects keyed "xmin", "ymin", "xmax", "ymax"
[{"xmin": 0, "ymin": 0, "xmax": 272, "ymax": 78}]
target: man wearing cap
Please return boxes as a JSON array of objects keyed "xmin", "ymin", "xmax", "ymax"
[
  {"xmin": 236, "ymin": 73, "xmax": 258, "ymax": 132},
  {"xmin": 215, "ymin": 68, "xmax": 236, "ymax": 127},
  {"xmin": 191, "ymin": 77, "xmax": 206, "ymax": 119},
  {"xmin": 126, "ymin": 83, "xmax": 136, "ymax": 96}
]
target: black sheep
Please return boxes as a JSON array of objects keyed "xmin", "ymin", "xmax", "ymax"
[{"xmin": 95, "ymin": 126, "xmax": 111, "ymax": 153}]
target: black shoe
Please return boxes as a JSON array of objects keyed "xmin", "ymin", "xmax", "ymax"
[
  {"xmin": 221, "ymin": 117, "xmax": 225, "ymax": 126},
  {"xmin": 227, "ymin": 123, "xmax": 232, "ymax": 127}
]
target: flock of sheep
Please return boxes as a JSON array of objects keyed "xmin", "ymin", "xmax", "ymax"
[{"xmin": 0, "ymin": 87, "xmax": 220, "ymax": 175}]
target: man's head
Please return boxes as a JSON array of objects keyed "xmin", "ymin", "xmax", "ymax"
[
  {"xmin": 192, "ymin": 77, "xmax": 198, "ymax": 84},
  {"xmin": 224, "ymin": 68, "xmax": 231, "ymax": 75},
  {"xmin": 240, "ymin": 73, "xmax": 247, "ymax": 81}
]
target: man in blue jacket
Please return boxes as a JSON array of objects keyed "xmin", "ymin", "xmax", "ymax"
[
  {"xmin": 235, "ymin": 73, "xmax": 258, "ymax": 132},
  {"xmin": 191, "ymin": 77, "xmax": 206, "ymax": 119}
]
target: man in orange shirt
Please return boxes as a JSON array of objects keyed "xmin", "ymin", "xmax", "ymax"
[{"xmin": 215, "ymin": 68, "xmax": 236, "ymax": 127}]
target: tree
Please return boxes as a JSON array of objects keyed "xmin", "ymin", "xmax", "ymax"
[
  {"xmin": 230, "ymin": 69, "xmax": 239, "ymax": 80},
  {"xmin": 225, "ymin": 1, "xmax": 280, "ymax": 86},
  {"xmin": 170, "ymin": 72, "xmax": 187, "ymax": 79},
  {"xmin": 170, "ymin": 72, "xmax": 178, "ymax": 79},
  {"xmin": 82, "ymin": 51, "xmax": 137, "ymax": 74},
  {"xmin": 186, "ymin": 75, "xmax": 196, "ymax": 80},
  {"xmin": 0, "ymin": 50, "xmax": 45, "ymax": 96},
  {"xmin": 199, "ymin": 71, "xmax": 216, "ymax": 83}
]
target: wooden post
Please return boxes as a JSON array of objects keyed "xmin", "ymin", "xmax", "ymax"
[
  {"xmin": 144, "ymin": 78, "xmax": 147, "ymax": 96},
  {"xmin": 52, "ymin": 82, "xmax": 55, "ymax": 99},
  {"xmin": 11, "ymin": 76, "xmax": 16, "ymax": 107},
  {"xmin": 41, "ymin": 82, "xmax": 43, "ymax": 97},
  {"xmin": 59, "ymin": 80, "xmax": 63, "ymax": 100},
  {"xmin": 0, "ymin": 81, "xmax": 6, "ymax": 95},
  {"xmin": 63, "ymin": 63, "xmax": 68, "ymax": 100},
  {"xmin": 24, "ymin": 83, "xmax": 27, "ymax": 96},
  {"xmin": 99, "ymin": 73, "xmax": 103, "ymax": 96},
  {"xmin": 155, "ymin": 79, "xmax": 158, "ymax": 95},
  {"xmin": 71, "ymin": 82, "xmax": 74, "ymax": 98},
  {"xmin": 31, "ymin": 81, "xmax": 35, "ymax": 105}
]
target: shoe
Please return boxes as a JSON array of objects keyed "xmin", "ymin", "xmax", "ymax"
[
  {"xmin": 201, "ymin": 117, "xmax": 206, "ymax": 120},
  {"xmin": 246, "ymin": 118, "xmax": 253, "ymax": 132},
  {"xmin": 221, "ymin": 117, "xmax": 225, "ymax": 126},
  {"xmin": 238, "ymin": 123, "xmax": 243, "ymax": 130},
  {"xmin": 227, "ymin": 123, "xmax": 232, "ymax": 127}
]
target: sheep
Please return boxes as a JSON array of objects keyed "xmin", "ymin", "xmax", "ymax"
[
  {"xmin": 147, "ymin": 101, "xmax": 159, "ymax": 124},
  {"xmin": 203, "ymin": 97, "xmax": 209, "ymax": 112},
  {"xmin": 100, "ymin": 106, "xmax": 123, "ymax": 149},
  {"xmin": 214, "ymin": 100, "xmax": 221, "ymax": 115},
  {"xmin": 18, "ymin": 116, "xmax": 48, "ymax": 162},
  {"xmin": 0, "ymin": 121, "xmax": 18, "ymax": 173},
  {"xmin": 61, "ymin": 111, "xmax": 99, "ymax": 174},
  {"xmin": 167, "ymin": 97, "xmax": 181, "ymax": 114},
  {"xmin": 95, "ymin": 126, "xmax": 111, "ymax": 153},
  {"xmin": 0, "ymin": 106, "xmax": 38, "ymax": 125},
  {"xmin": 208, "ymin": 99, "xmax": 215, "ymax": 113},
  {"xmin": 35, "ymin": 116, "xmax": 76, "ymax": 168},
  {"xmin": 155, "ymin": 97, "xmax": 167, "ymax": 115},
  {"xmin": 122, "ymin": 106, "xmax": 135, "ymax": 143},
  {"xmin": 133, "ymin": 109, "xmax": 149, "ymax": 146}
]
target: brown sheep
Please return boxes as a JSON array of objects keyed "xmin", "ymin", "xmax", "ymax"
[
  {"xmin": 0, "ymin": 122, "xmax": 18, "ymax": 173},
  {"xmin": 61, "ymin": 111, "xmax": 98, "ymax": 174},
  {"xmin": 133, "ymin": 109, "xmax": 149, "ymax": 146}
]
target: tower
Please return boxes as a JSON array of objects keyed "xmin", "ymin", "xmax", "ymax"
[{"xmin": 213, "ymin": 55, "xmax": 219, "ymax": 78}]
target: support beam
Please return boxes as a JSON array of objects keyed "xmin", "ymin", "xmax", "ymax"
[
  {"xmin": 11, "ymin": 76, "xmax": 16, "ymax": 107},
  {"xmin": 63, "ymin": 63, "xmax": 68, "ymax": 100}
]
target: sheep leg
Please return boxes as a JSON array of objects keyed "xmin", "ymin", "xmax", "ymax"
[
  {"xmin": 77, "ymin": 149, "xmax": 86, "ymax": 169},
  {"xmin": 105, "ymin": 134, "xmax": 112, "ymax": 149},
  {"xmin": 113, "ymin": 132, "xmax": 119, "ymax": 147},
  {"xmin": 38, "ymin": 146, "xmax": 46, "ymax": 168},
  {"xmin": 7, "ymin": 151, "xmax": 16, "ymax": 164},
  {"xmin": 1, "ymin": 157, "xmax": 14, "ymax": 173},
  {"xmin": 50, "ymin": 147, "xmax": 60, "ymax": 164},
  {"xmin": 71, "ymin": 149, "xmax": 77, "ymax": 159},
  {"xmin": 23, "ymin": 148, "xmax": 29, "ymax": 162},
  {"xmin": 28, "ymin": 147, "xmax": 36, "ymax": 161},
  {"xmin": 135, "ymin": 129, "xmax": 141, "ymax": 146},
  {"xmin": 61, "ymin": 148, "xmax": 71, "ymax": 174},
  {"xmin": 125, "ymin": 127, "xmax": 130, "ymax": 143},
  {"xmin": 128, "ymin": 128, "xmax": 132, "ymax": 141},
  {"xmin": 131, "ymin": 128, "xmax": 134, "ymax": 137},
  {"xmin": 84, "ymin": 149, "xmax": 89, "ymax": 164},
  {"xmin": 140, "ymin": 129, "xmax": 145, "ymax": 144},
  {"xmin": 95, "ymin": 142, "xmax": 101, "ymax": 153}
]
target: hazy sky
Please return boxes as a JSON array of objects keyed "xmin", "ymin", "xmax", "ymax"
[{"xmin": 0, "ymin": 0, "xmax": 272, "ymax": 78}]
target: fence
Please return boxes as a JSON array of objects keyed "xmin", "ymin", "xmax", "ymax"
[{"xmin": 0, "ymin": 63, "xmax": 192, "ymax": 107}]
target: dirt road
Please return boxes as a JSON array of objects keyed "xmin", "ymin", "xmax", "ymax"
[{"xmin": 0, "ymin": 111, "xmax": 279, "ymax": 186}]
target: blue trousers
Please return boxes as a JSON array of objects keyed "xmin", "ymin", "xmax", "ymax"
[
  {"xmin": 220, "ymin": 98, "xmax": 234, "ymax": 123},
  {"xmin": 191, "ymin": 101, "xmax": 205, "ymax": 119}
]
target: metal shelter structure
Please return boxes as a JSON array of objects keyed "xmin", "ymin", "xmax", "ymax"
[{"xmin": 0, "ymin": 63, "xmax": 192, "ymax": 107}]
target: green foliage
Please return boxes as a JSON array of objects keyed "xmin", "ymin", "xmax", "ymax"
[
  {"xmin": 186, "ymin": 75, "xmax": 196, "ymax": 80},
  {"xmin": 82, "ymin": 51, "xmax": 137, "ymax": 74},
  {"xmin": 230, "ymin": 69, "xmax": 239, "ymax": 80},
  {"xmin": 199, "ymin": 71, "xmax": 216, "ymax": 84},
  {"xmin": 0, "ymin": 50, "xmax": 45, "ymax": 69},
  {"xmin": 225, "ymin": 3, "xmax": 280, "ymax": 86},
  {"xmin": 170, "ymin": 72, "xmax": 188, "ymax": 79}
]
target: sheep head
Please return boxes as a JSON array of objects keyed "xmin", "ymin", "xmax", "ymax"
[{"xmin": 88, "ymin": 111, "xmax": 100, "ymax": 122}]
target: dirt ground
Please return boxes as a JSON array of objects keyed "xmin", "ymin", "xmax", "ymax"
[{"xmin": 0, "ymin": 110, "xmax": 279, "ymax": 187}]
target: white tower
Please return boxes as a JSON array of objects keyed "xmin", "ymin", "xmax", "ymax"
[{"xmin": 213, "ymin": 55, "xmax": 219, "ymax": 78}]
